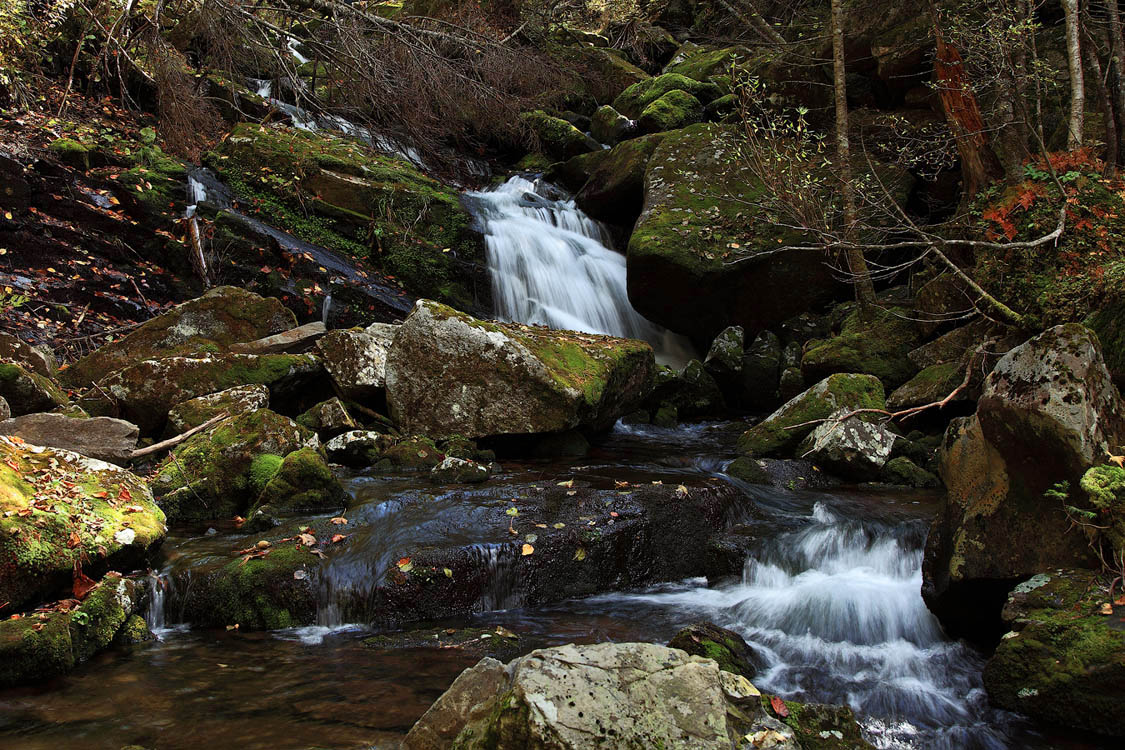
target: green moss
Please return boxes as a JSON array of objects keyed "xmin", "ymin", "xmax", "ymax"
[
  {"xmin": 519, "ymin": 110, "xmax": 597, "ymax": 161},
  {"xmin": 880, "ymin": 456, "xmax": 940, "ymax": 488},
  {"xmin": 664, "ymin": 45, "xmax": 753, "ymax": 83},
  {"xmin": 48, "ymin": 138, "xmax": 91, "ymax": 169},
  {"xmin": 638, "ymin": 90, "xmax": 703, "ymax": 133},
  {"xmin": 801, "ymin": 306, "xmax": 923, "ymax": 390},
  {"xmin": 1079, "ymin": 465, "xmax": 1125, "ymax": 552},
  {"xmin": 613, "ymin": 73, "xmax": 722, "ymax": 118},
  {"xmin": 0, "ymin": 361, "xmax": 68, "ymax": 412},
  {"xmin": 250, "ymin": 446, "xmax": 345, "ymax": 516},
  {"xmin": 248, "ymin": 453, "xmax": 284, "ymax": 492}
]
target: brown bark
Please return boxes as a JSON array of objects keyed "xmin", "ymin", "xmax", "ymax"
[
  {"xmin": 929, "ymin": 2, "xmax": 1005, "ymax": 196},
  {"xmin": 1105, "ymin": 0, "xmax": 1125, "ymax": 165},
  {"xmin": 832, "ymin": 0, "xmax": 876, "ymax": 307}
]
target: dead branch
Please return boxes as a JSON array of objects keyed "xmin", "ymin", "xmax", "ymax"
[{"xmin": 128, "ymin": 412, "xmax": 228, "ymax": 460}]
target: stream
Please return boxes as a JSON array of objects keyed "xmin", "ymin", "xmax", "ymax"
[{"xmin": 0, "ymin": 423, "xmax": 1101, "ymax": 750}]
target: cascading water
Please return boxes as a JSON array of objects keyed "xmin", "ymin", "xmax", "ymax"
[
  {"xmin": 465, "ymin": 176, "xmax": 693, "ymax": 365},
  {"xmin": 590, "ymin": 498, "xmax": 1014, "ymax": 750}
]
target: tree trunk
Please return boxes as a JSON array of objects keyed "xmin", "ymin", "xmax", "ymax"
[
  {"xmin": 1063, "ymin": 0, "xmax": 1085, "ymax": 149},
  {"xmin": 1105, "ymin": 0, "xmax": 1125, "ymax": 165},
  {"xmin": 929, "ymin": 1, "xmax": 1005, "ymax": 196},
  {"xmin": 831, "ymin": 0, "xmax": 875, "ymax": 307},
  {"xmin": 1081, "ymin": 9, "xmax": 1117, "ymax": 171}
]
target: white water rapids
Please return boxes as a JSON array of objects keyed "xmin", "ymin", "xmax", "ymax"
[{"xmin": 466, "ymin": 176, "xmax": 693, "ymax": 365}]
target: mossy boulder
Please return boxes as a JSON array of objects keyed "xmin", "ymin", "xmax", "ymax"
[
  {"xmin": 653, "ymin": 359, "xmax": 726, "ymax": 419},
  {"xmin": 430, "ymin": 456, "xmax": 490, "ymax": 484},
  {"xmin": 0, "ymin": 575, "xmax": 140, "ymax": 687},
  {"xmin": 0, "ymin": 438, "xmax": 165, "ymax": 613},
  {"xmin": 1079, "ymin": 464, "xmax": 1125, "ymax": 554},
  {"xmin": 879, "ymin": 456, "xmax": 940, "ymax": 488},
  {"xmin": 798, "ymin": 411, "xmax": 896, "ymax": 481},
  {"xmin": 151, "ymin": 409, "xmax": 317, "ymax": 521},
  {"xmin": 703, "ymin": 325, "xmax": 744, "ymax": 388},
  {"xmin": 81, "ymin": 352, "xmax": 323, "ymax": 435},
  {"xmin": 567, "ymin": 132, "xmax": 661, "ymax": 226},
  {"xmin": 165, "ymin": 383, "xmax": 271, "ymax": 436},
  {"xmin": 1087, "ymin": 297, "xmax": 1125, "ymax": 392},
  {"xmin": 983, "ymin": 569, "xmax": 1125, "ymax": 738},
  {"xmin": 759, "ymin": 695, "xmax": 875, "ymax": 750},
  {"xmin": 626, "ymin": 123, "xmax": 838, "ymax": 342},
  {"xmin": 612, "ymin": 73, "xmax": 721, "ymax": 118},
  {"xmin": 0, "ymin": 361, "xmax": 69, "ymax": 416},
  {"xmin": 668, "ymin": 621, "xmax": 760, "ymax": 678},
  {"xmin": 205, "ymin": 124, "xmax": 484, "ymax": 309},
  {"xmin": 315, "ymin": 328, "xmax": 391, "ymax": 402},
  {"xmin": 296, "ymin": 397, "xmax": 359, "ymax": 438},
  {"xmin": 48, "ymin": 137, "xmax": 94, "ymax": 170},
  {"xmin": 923, "ymin": 325, "xmax": 1125, "ymax": 640},
  {"xmin": 385, "ymin": 300, "xmax": 656, "ymax": 440},
  {"xmin": 62, "ymin": 287, "xmax": 295, "ymax": 388},
  {"xmin": 589, "ymin": 105, "xmax": 635, "ymax": 145},
  {"xmin": 737, "ymin": 373, "xmax": 885, "ymax": 458},
  {"xmin": 637, "ymin": 89, "xmax": 703, "ymax": 133},
  {"xmin": 324, "ymin": 430, "xmax": 395, "ymax": 467},
  {"xmin": 663, "ymin": 44, "xmax": 752, "ymax": 82},
  {"xmin": 248, "ymin": 446, "xmax": 346, "ymax": 519},
  {"xmin": 801, "ymin": 306, "xmax": 923, "ymax": 391},
  {"xmin": 0, "ymin": 332, "xmax": 55, "ymax": 379},
  {"xmin": 519, "ymin": 110, "xmax": 600, "ymax": 161}
]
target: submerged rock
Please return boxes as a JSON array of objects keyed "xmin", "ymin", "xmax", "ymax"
[
  {"xmin": 737, "ymin": 373, "xmax": 886, "ymax": 458},
  {"xmin": 0, "ymin": 413, "xmax": 138, "ymax": 464},
  {"xmin": 983, "ymin": 569, "xmax": 1125, "ymax": 738},
  {"xmin": 923, "ymin": 325, "xmax": 1125, "ymax": 639},
  {"xmin": 0, "ymin": 437, "xmax": 165, "ymax": 613},
  {"xmin": 386, "ymin": 300, "xmax": 655, "ymax": 440},
  {"xmin": 61, "ymin": 287, "xmax": 295, "ymax": 388}
]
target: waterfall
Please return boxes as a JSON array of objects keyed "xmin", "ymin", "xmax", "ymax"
[
  {"xmin": 465, "ymin": 176, "xmax": 693, "ymax": 365},
  {"xmin": 592, "ymin": 500, "xmax": 1012, "ymax": 750}
]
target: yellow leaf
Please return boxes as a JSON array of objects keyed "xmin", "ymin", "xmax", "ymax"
[{"xmin": 521, "ymin": 544, "xmax": 534, "ymax": 556}]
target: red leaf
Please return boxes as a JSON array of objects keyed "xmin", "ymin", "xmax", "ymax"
[
  {"xmin": 770, "ymin": 696, "xmax": 790, "ymax": 718},
  {"xmin": 72, "ymin": 565, "xmax": 97, "ymax": 600}
]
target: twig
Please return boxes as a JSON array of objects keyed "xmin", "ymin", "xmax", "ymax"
[{"xmin": 128, "ymin": 412, "xmax": 228, "ymax": 459}]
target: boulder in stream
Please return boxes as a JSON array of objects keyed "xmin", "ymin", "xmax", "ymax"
[
  {"xmin": 797, "ymin": 410, "xmax": 896, "ymax": 481},
  {"xmin": 923, "ymin": 324, "xmax": 1125, "ymax": 639},
  {"xmin": 315, "ymin": 328, "xmax": 391, "ymax": 402},
  {"xmin": 385, "ymin": 300, "xmax": 655, "ymax": 440}
]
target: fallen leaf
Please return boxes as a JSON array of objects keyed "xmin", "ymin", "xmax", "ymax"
[
  {"xmin": 397, "ymin": 557, "xmax": 414, "ymax": 573},
  {"xmin": 330, "ymin": 534, "xmax": 348, "ymax": 544},
  {"xmin": 67, "ymin": 531, "xmax": 81, "ymax": 548},
  {"xmin": 330, "ymin": 516, "xmax": 348, "ymax": 525},
  {"xmin": 443, "ymin": 567, "xmax": 453, "ymax": 578},
  {"xmin": 72, "ymin": 565, "xmax": 96, "ymax": 600},
  {"xmin": 770, "ymin": 696, "xmax": 790, "ymax": 718},
  {"xmin": 521, "ymin": 544, "xmax": 535, "ymax": 556},
  {"xmin": 297, "ymin": 532, "xmax": 316, "ymax": 546},
  {"xmin": 675, "ymin": 485, "xmax": 689, "ymax": 498},
  {"xmin": 557, "ymin": 479, "xmax": 574, "ymax": 488},
  {"xmin": 1100, "ymin": 602, "xmax": 1114, "ymax": 615},
  {"xmin": 574, "ymin": 547, "xmax": 587, "ymax": 561}
]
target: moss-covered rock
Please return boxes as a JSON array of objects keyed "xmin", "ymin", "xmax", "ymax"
[
  {"xmin": 983, "ymin": 569, "xmax": 1125, "ymax": 738},
  {"xmin": 0, "ymin": 332, "xmax": 55, "ymax": 379},
  {"xmin": 0, "ymin": 438, "xmax": 165, "ymax": 613},
  {"xmin": 0, "ymin": 575, "xmax": 140, "ymax": 688},
  {"xmin": 668, "ymin": 621, "xmax": 759, "ymax": 678},
  {"xmin": 637, "ymin": 89, "xmax": 703, "ymax": 133},
  {"xmin": 879, "ymin": 455, "xmax": 940, "ymax": 488},
  {"xmin": 663, "ymin": 44, "xmax": 752, "ymax": 82},
  {"xmin": 296, "ymin": 397, "xmax": 359, "ymax": 438},
  {"xmin": 385, "ymin": 300, "xmax": 656, "ymax": 439},
  {"xmin": 589, "ymin": 105, "xmax": 635, "ymax": 145},
  {"xmin": 248, "ymin": 446, "xmax": 346, "ymax": 521},
  {"xmin": 165, "ymin": 383, "xmax": 271, "ymax": 436},
  {"xmin": 80, "ymin": 352, "xmax": 323, "ymax": 435},
  {"xmin": 801, "ymin": 306, "xmax": 923, "ymax": 391},
  {"xmin": 1079, "ymin": 465, "xmax": 1125, "ymax": 554},
  {"xmin": 324, "ymin": 430, "xmax": 395, "ymax": 467},
  {"xmin": 48, "ymin": 138, "xmax": 94, "ymax": 170},
  {"xmin": 652, "ymin": 359, "xmax": 726, "ymax": 419},
  {"xmin": 0, "ymin": 361, "xmax": 68, "ymax": 415},
  {"xmin": 430, "ymin": 455, "xmax": 490, "ymax": 484},
  {"xmin": 737, "ymin": 373, "xmax": 886, "ymax": 458},
  {"xmin": 62, "ymin": 287, "xmax": 295, "ymax": 388},
  {"xmin": 626, "ymin": 123, "xmax": 838, "ymax": 342},
  {"xmin": 760, "ymin": 695, "xmax": 875, "ymax": 750},
  {"xmin": 151, "ymin": 409, "xmax": 317, "ymax": 521},
  {"xmin": 315, "ymin": 328, "xmax": 391, "ymax": 402},
  {"xmin": 519, "ymin": 110, "xmax": 600, "ymax": 161},
  {"xmin": 561, "ymin": 133, "xmax": 665, "ymax": 226},
  {"xmin": 204, "ymin": 124, "xmax": 483, "ymax": 309},
  {"xmin": 741, "ymin": 330, "xmax": 782, "ymax": 412},
  {"xmin": 378, "ymin": 435, "xmax": 444, "ymax": 471},
  {"xmin": 612, "ymin": 73, "xmax": 721, "ymax": 118}
]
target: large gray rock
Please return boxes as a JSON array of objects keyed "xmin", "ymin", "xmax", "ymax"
[
  {"xmin": 0, "ymin": 413, "xmax": 139, "ymax": 464},
  {"xmin": 386, "ymin": 300, "xmax": 655, "ymax": 440},
  {"xmin": 229, "ymin": 321, "xmax": 326, "ymax": 354},
  {"xmin": 324, "ymin": 430, "xmax": 394, "ymax": 467},
  {"xmin": 798, "ymin": 410, "xmax": 896, "ymax": 480},
  {"xmin": 923, "ymin": 324, "xmax": 1125, "ymax": 639},
  {"xmin": 316, "ymin": 329, "xmax": 390, "ymax": 402},
  {"xmin": 404, "ymin": 642, "xmax": 781, "ymax": 750}
]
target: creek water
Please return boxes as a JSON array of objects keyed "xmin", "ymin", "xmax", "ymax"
[{"xmin": 0, "ymin": 423, "xmax": 1101, "ymax": 750}]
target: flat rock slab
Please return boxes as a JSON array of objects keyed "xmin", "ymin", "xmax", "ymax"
[
  {"xmin": 230, "ymin": 322, "xmax": 327, "ymax": 354},
  {"xmin": 0, "ymin": 413, "xmax": 139, "ymax": 463}
]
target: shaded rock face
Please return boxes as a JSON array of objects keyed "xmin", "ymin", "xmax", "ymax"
[
  {"xmin": 61, "ymin": 286, "xmax": 296, "ymax": 388},
  {"xmin": 627, "ymin": 123, "xmax": 840, "ymax": 343},
  {"xmin": 800, "ymin": 306, "xmax": 923, "ymax": 391},
  {"xmin": 386, "ymin": 300, "xmax": 655, "ymax": 440},
  {"xmin": 983, "ymin": 569, "xmax": 1125, "ymax": 738},
  {"xmin": 296, "ymin": 397, "xmax": 358, "ymax": 439},
  {"xmin": 740, "ymin": 330, "xmax": 782, "ymax": 412},
  {"xmin": 568, "ymin": 134, "xmax": 666, "ymax": 226},
  {"xmin": 737, "ymin": 373, "xmax": 886, "ymax": 458},
  {"xmin": 668, "ymin": 621, "xmax": 762, "ymax": 678},
  {"xmin": 0, "ymin": 361, "xmax": 68, "ymax": 416},
  {"xmin": 923, "ymin": 325, "xmax": 1125, "ymax": 640},
  {"xmin": 0, "ymin": 438, "xmax": 166, "ymax": 613},
  {"xmin": 0, "ymin": 413, "xmax": 139, "ymax": 464},
  {"xmin": 403, "ymin": 643, "xmax": 745, "ymax": 750},
  {"xmin": 0, "ymin": 332, "xmax": 55, "ymax": 379},
  {"xmin": 324, "ymin": 430, "xmax": 395, "ymax": 467}
]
